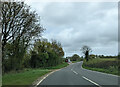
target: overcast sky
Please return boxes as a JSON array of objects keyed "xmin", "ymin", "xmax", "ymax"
[{"xmin": 25, "ymin": 1, "xmax": 118, "ymax": 57}]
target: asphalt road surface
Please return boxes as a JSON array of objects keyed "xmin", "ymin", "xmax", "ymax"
[{"xmin": 38, "ymin": 61, "xmax": 119, "ymax": 87}]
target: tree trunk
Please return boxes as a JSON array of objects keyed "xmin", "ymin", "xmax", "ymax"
[{"xmin": 85, "ymin": 51, "xmax": 89, "ymax": 62}]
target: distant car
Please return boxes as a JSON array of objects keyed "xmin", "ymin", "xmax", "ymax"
[
  {"xmin": 65, "ymin": 59, "xmax": 68, "ymax": 62},
  {"xmin": 65, "ymin": 59, "xmax": 71, "ymax": 63}
]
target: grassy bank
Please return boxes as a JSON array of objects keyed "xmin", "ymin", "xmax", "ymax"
[
  {"xmin": 82, "ymin": 58, "xmax": 120, "ymax": 76},
  {"xmin": 2, "ymin": 69, "xmax": 51, "ymax": 86},
  {"xmin": 45, "ymin": 62, "xmax": 69, "ymax": 69},
  {"xmin": 2, "ymin": 62, "xmax": 69, "ymax": 86},
  {"xmin": 71, "ymin": 60, "xmax": 81, "ymax": 63}
]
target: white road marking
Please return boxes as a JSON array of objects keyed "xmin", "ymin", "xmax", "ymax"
[
  {"xmin": 71, "ymin": 69, "xmax": 78, "ymax": 75},
  {"xmin": 82, "ymin": 76, "xmax": 102, "ymax": 87},
  {"xmin": 73, "ymin": 70, "xmax": 78, "ymax": 74},
  {"xmin": 36, "ymin": 72, "xmax": 52, "ymax": 86},
  {"xmin": 35, "ymin": 69, "xmax": 60, "ymax": 87}
]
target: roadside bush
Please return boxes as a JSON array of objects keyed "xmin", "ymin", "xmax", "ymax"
[
  {"xmin": 83, "ymin": 58, "xmax": 118, "ymax": 69},
  {"xmin": 83, "ymin": 58, "xmax": 119, "ymax": 75}
]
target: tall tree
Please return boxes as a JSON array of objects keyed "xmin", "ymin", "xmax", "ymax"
[
  {"xmin": 1, "ymin": 1, "xmax": 44, "ymax": 72},
  {"xmin": 81, "ymin": 45, "xmax": 92, "ymax": 62},
  {"xmin": 118, "ymin": 52, "xmax": 120, "ymax": 59},
  {"xmin": 51, "ymin": 39, "xmax": 64, "ymax": 57}
]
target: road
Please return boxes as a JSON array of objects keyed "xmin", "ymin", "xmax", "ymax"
[{"xmin": 37, "ymin": 62, "xmax": 119, "ymax": 87}]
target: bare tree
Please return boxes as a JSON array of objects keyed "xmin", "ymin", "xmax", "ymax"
[{"xmin": 81, "ymin": 45, "xmax": 92, "ymax": 61}]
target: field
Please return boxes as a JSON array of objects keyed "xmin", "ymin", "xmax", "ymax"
[
  {"xmin": 2, "ymin": 62, "xmax": 69, "ymax": 86},
  {"xmin": 82, "ymin": 58, "xmax": 120, "ymax": 76}
]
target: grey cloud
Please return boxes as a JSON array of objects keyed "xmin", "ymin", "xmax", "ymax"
[{"xmin": 27, "ymin": 2, "xmax": 118, "ymax": 57}]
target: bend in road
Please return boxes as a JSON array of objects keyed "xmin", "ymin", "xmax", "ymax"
[{"xmin": 37, "ymin": 62, "xmax": 119, "ymax": 87}]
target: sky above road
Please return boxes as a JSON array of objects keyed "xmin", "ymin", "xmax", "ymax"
[{"xmin": 25, "ymin": 1, "xmax": 118, "ymax": 57}]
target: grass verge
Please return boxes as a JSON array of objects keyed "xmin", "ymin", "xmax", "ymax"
[
  {"xmin": 2, "ymin": 62, "xmax": 69, "ymax": 86},
  {"xmin": 82, "ymin": 65, "xmax": 119, "ymax": 76},
  {"xmin": 82, "ymin": 58, "xmax": 120, "ymax": 76},
  {"xmin": 2, "ymin": 69, "xmax": 51, "ymax": 86},
  {"xmin": 45, "ymin": 62, "xmax": 69, "ymax": 69},
  {"xmin": 71, "ymin": 61, "xmax": 81, "ymax": 63}
]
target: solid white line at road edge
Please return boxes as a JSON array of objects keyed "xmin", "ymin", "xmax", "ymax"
[
  {"xmin": 35, "ymin": 69, "xmax": 60, "ymax": 87},
  {"xmin": 82, "ymin": 76, "xmax": 102, "ymax": 87}
]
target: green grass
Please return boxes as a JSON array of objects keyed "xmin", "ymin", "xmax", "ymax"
[
  {"xmin": 100, "ymin": 58, "xmax": 117, "ymax": 61},
  {"xmin": 45, "ymin": 62, "xmax": 69, "ymax": 69},
  {"xmin": 71, "ymin": 61, "xmax": 81, "ymax": 63},
  {"xmin": 83, "ymin": 65, "xmax": 119, "ymax": 76},
  {"xmin": 0, "ymin": 76, "xmax": 2, "ymax": 87},
  {"xmin": 83, "ymin": 58, "xmax": 120, "ymax": 76},
  {"xmin": 2, "ymin": 62, "xmax": 69, "ymax": 86},
  {"xmin": 2, "ymin": 69, "xmax": 51, "ymax": 86}
]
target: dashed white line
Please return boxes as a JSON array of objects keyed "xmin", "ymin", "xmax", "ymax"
[
  {"xmin": 71, "ymin": 67, "xmax": 101, "ymax": 87},
  {"xmin": 82, "ymin": 76, "xmax": 102, "ymax": 87},
  {"xmin": 71, "ymin": 68, "xmax": 101, "ymax": 87},
  {"xmin": 73, "ymin": 70, "xmax": 78, "ymax": 74},
  {"xmin": 71, "ymin": 69, "xmax": 78, "ymax": 75}
]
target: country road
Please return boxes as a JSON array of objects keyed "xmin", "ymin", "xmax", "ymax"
[{"xmin": 37, "ymin": 62, "xmax": 119, "ymax": 87}]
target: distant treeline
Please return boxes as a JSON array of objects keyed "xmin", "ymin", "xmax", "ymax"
[
  {"xmin": 66, "ymin": 54, "xmax": 83, "ymax": 61},
  {"xmin": 66, "ymin": 54, "xmax": 118, "ymax": 62},
  {"xmin": 96, "ymin": 55, "xmax": 118, "ymax": 58}
]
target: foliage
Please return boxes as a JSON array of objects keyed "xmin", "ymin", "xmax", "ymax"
[
  {"xmin": 2, "ymin": 62, "xmax": 68, "ymax": 86},
  {"xmin": 97, "ymin": 55, "xmax": 118, "ymax": 58},
  {"xmin": 80, "ymin": 45, "xmax": 92, "ymax": 54},
  {"xmin": 83, "ymin": 58, "xmax": 118, "ymax": 68},
  {"xmin": 30, "ymin": 39, "xmax": 64, "ymax": 68},
  {"xmin": 1, "ymin": 1, "xmax": 44, "ymax": 72},
  {"xmin": 83, "ymin": 58, "xmax": 119, "ymax": 76},
  {"xmin": 1, "ymin": 1, "xmax": 65, "ymax": 75},
  {"xmin": 83, "ymin": 66, "xmax": 119, "ymax": 76},
  {"xmin": 43, "ymin": 62, "xmax": 69, "ymax": 69},
  {"xmin": 80, "ymin": 45, "xmax": 92, "ymax": 62},
  {"xmin": 71, "ymin": 54, "xmax": 80, "ymax": 61}
]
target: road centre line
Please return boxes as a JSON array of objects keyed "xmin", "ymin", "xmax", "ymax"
[
  {"xmin": 71, "ymin": 69, "xmax": 78, "ymax": 75},
  {"xmin": 73, "ymin": 70, "xmax": 78, "ymax": 74},
  {"xmin": 82, "ymin": 76, "xmax": 102, "ymax": 87},
  {"xmin": 71, "ymin": 68, "xmax": 101, "ymax": 87}
]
